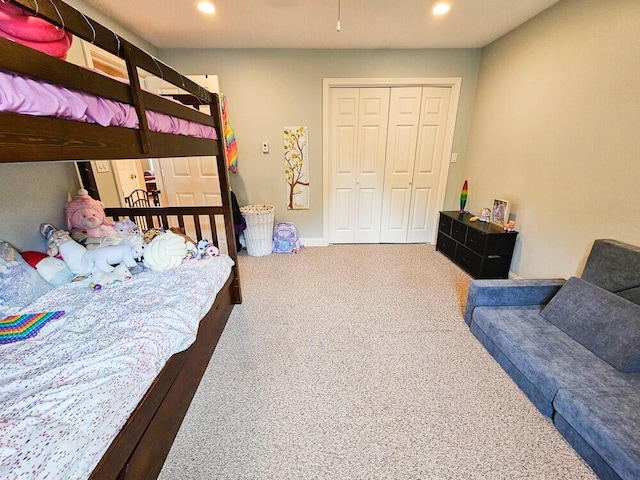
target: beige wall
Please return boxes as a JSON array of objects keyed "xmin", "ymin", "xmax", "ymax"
[
  {"xmin": 463, "ymin": 0, "xmax": 640, "ymax": 278},
  {"xmin": 0, "ymin": 163, "xmax": 79, "ymax": 252},
  {"xmin": 159, "ymin": 48, "xmax": 481, "ymax": 242}
]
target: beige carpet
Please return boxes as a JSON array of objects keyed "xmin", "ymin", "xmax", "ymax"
[{"xmin": 159, "ymin": 244, "xmax": 596, "ymax": 479}]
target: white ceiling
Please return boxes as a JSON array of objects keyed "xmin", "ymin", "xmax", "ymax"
[{"xmin": 84, "ymin": 0, "xmax": 561, "ymax": 50}]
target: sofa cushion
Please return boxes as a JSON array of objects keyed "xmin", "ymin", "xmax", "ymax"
[
  {"xmin": 554, "ymin": 414, "xmax": 622, "ymax": 480},
  {"xmin": 540, "ymin": 277, "xmax": 640, "ymax": 372},
  {"xmin": 554, "ymin": 385, "xmax": 640, "ymax": 480},
  {"xmin": 582, "ymin": 239, "xmax": 640, "ymax": 306},
  {"xmin": 469, "ymin": 307, "xmax": 557, "ymax": 417},
  {"xmin": 463, "ymin": 278, "xmax": 565, "ymax": 326},
  {"xmin": 471, "ymin": 305, "xmax": 633, "ymax": 416}
]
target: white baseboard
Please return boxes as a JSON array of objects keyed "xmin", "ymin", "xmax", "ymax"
[
  {"xmin": 239, "ymin": 234, "xmax": 328, "ymax": 250},
  {"xmin": 300, "ymin": 237, "xmax": 329, "ymax": 247}
]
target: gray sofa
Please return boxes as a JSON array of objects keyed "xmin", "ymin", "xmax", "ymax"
[{"xmin": 464, "ymin": 239, "xmax": 640, "ymax": 480}]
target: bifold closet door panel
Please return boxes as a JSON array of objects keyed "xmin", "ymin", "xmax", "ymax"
[
  {"xmin": 406, "ymin": 86, "xmax": 451, "ymax": 243},
  {"xmin": 380, "ymin": 87, "xmax": 422, "ymax": 243},
  {"xmin": 380, "ymin": 87, "xmax": 451, "ymax": 243},
  {"xmin": 329, "ymin": 87, "xmax": 390, "ymax": 243}
]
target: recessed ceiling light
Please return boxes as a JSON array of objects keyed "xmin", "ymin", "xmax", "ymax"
[
  {"xmin": 433, "ymin": 2, "xmax": 451, "ymax": 16},
  {"xmin": 197, "ymin": 1, "xmax": 215, "ymax": 14}
]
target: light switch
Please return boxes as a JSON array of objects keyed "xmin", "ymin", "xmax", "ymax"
[
  {"xmin": 95, "ymin": 161, "xmax": 110, "ymax": 172},
  {"xmin": 262, "ymin": 142, "xmax": 269, "ymax": 154},
  {"xmin": 450, "ymin": 153, "xmax": 458, "ymax": 163}
]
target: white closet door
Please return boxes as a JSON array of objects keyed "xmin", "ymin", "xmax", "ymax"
[
  {"xmin": 329, "ymin": 88, "xmax": 390, "ymax": 243},
  {"xmin": 380, "ymin": 87, "xmax": 423, "ymax": 243},
  {"xmin": 329, "ymin": 88, "xmax": 359, "ymax": 243},
  {"xmin": 406, "ymin": 87, "xmax": 451, "ymax": 243}
]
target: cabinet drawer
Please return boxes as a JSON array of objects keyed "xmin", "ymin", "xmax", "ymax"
[
  {"xmin": 480, "ymin": 256, "xmax": 512, "ymax": 279},
  {"xmin": 465, "ymin": 228, "xmax": 487, "ymax": 255},
  {"xmin": 485, "ymin": 233, "xmax": 518, "ymax": 256},
  {"xmin": 436, "ymin": 232, "xmax": 456, "ymax": 259},
  {"xmin": 438, "ymin": 214, "xmax": 453, "ymax": 236},
  {"xmin": 451, "ymin": 221, "xmax": 467, "ymax": 244},
  {"xmin": 454, "ymin": 244, "xmax": 481, "ymax": 277}
]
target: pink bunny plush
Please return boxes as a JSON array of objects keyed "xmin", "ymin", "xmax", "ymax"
[{"xmin": 65, "ymin": 189, "xmax": 119, "ymax": 239}]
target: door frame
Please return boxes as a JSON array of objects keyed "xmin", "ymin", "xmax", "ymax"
[{"xmin": 322, "ymin": 77, "xmax": 461, "ymax": 244}]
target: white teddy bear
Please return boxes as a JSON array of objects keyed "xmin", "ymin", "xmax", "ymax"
[
  {"xmin": 47, "ymin": 229, "xmax": 139, "ymax": 276},
  {"xmin": 88, "ymin": 243, "xmax": 139, "ymax": 273}
]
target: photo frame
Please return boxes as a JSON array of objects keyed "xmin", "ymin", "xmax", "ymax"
[{"xmin": 490, "ymin": 198, "xmax": 510, "ymax": 226}]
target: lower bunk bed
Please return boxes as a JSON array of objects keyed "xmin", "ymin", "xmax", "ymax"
[{"xmin": 0, "ymin": 207, "xmax": 241, "ymax": 480}]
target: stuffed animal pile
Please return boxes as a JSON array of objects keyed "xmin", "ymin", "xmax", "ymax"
[{"xmin": 25, "ymin": 189, "xmax": 222, "ymax": 290}]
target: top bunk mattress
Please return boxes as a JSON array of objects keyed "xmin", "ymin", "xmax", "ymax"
[
  {"xmin": 0, "ymin": 255, "xmax": 233, "ymax": 479},
  {"xmin": 0, "ymin": 69, "xmax": 218, "ymax": 140}
]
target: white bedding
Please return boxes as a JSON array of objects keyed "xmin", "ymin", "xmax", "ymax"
[{"xmin": 0, "ymin": 255, "xmax": 233, "ymax": 480}]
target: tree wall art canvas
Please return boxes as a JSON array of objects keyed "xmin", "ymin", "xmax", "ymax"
[{"xmin": 284, "ymin": 126, "xmax": 309, "ymax": 210}]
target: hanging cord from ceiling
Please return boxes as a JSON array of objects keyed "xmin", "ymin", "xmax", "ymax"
[{"xmin": 336, "ymin": 0, "xmax": 341, "ymax": 32}]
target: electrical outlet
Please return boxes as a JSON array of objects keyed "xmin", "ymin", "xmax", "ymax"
[{"xmin": 262, "ymin": 142, "xmax": 269, "ymax": 154}]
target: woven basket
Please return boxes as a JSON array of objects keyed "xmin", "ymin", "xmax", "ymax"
[{"xmin": 240, "ymin": 204, "xmax": 275, "ymax": 256}]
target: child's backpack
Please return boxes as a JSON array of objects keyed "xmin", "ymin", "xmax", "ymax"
[{"xmin": 273, "ymin": 222, "xmax": 301, "ymax": 254}]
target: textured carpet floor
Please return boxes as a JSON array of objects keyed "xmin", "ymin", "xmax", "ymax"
[{"xmin": 159, "ymin": 244, "xmax": 596, "ymax": 479}]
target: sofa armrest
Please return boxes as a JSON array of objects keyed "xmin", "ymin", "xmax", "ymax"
[{"xmin": 464, "ymin": 279, "xmax": 566, "ymax": 326}]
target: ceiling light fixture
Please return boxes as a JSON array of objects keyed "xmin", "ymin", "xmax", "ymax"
[
  {"xmin": 197, "ymin": 1, "xmax": 215, "ymax": 15},
  {"xmin": 432, "ymin": 2, "xmax": 451, "ymax": 16}
]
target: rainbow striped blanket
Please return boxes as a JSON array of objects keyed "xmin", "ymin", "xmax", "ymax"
[{"xmin": 0, "ymin": 311, "xmax": 65, "ymax": 344}]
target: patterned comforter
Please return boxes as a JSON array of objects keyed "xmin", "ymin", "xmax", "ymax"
[{"xmin": 0, "ymin": 256, "xmax": 233, "ymax": 479}]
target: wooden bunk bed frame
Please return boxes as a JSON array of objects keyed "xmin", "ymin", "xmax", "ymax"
[{"xmin": 0, "ymin": 1, "xmax": 242, "ymax": 478}]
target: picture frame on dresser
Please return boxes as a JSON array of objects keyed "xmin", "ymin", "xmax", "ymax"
[{"xmin": 490, "ymin": 198, "xmax": 510, "ymax": 226}]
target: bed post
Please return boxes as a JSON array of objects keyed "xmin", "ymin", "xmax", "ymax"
[
  {"xmin": 212, "ymin": 93, "xmax": 242, "ymax": 304},
  {"xmin": 121, "ymin": 41, "xmax": 151, "ymax": 154}
]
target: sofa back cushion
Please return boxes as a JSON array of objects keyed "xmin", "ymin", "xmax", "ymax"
[
  {"xmin": 582, "ymin": 239, "xmax": 640, "ymax": 306},
  {"xmin": 541, "ymin": 276, "xmax": 640, "ymax": 372}
]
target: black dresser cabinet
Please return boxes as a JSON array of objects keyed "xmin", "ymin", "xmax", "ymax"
[{"xmin": 436, "ymin": 211, "xmax": 518, "ymax": 279}]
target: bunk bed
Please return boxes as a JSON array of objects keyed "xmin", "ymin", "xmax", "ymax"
[{"xmin": 0, "ymin": 0, "xmax": 242, "ymax": 478}]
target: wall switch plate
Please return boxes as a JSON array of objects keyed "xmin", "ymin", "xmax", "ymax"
[
  {"xmin": 451, "ymin": 153, "xmax": 458, "ymax": 163},
  {"xmin": 95, "ymin": 160, "xmax": 110, "ymax": 172},
  {"xmin": 262, "ymin": 142, "xmax": 269, "ymax": 153}
]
